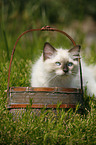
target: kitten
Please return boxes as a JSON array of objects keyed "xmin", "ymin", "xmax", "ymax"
[{"xmin": 31, "ymin": 42, "xmax": 96, "ymax": 97}]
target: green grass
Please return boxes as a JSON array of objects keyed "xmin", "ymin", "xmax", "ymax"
[
  {"xmin": 0, "ymin": 52, "xmax": 96, "ymax": 145},
  {"xmin": 0, "ymin": 29, "xmax": 96, "ymax": 145},
  {"xmin": 0, "ymin": 26, "xmax": 96, "ymax": 145},
  {"xmin": 0, "ymin": 1, "xmax": 96, "ymax": 144},
  {"xmin": 0, "ymin": 103, "xmax": 96, "ymax": 145}
]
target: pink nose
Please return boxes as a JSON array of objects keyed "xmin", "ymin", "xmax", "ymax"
[
  {"xmin": 63, "ymin": 68, "xmax": 68, "ymax": 73},
  {"xmin": 63, "ymin": 64, "xmax": 68, "ymax": 73}
]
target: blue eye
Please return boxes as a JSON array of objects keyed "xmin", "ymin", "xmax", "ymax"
[
  {"xmin": 68, "ymin": 62, "xmax": 73, "ymax": 67},
  {"xmin": 55, "ymin": 62, "xmax": 61, "ymax": 66}
]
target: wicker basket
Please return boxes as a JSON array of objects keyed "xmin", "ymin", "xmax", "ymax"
[{"xmin": 7, "ymin": 26, "xmax": 83, "ymax": 110}]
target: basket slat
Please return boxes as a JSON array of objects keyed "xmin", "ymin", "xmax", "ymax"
[{"xmin": 8, "ymin": 87, "xmax": 83, "ymax": 109}]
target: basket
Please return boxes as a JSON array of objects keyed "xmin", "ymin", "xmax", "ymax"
[{"xmin": 7, "ymin": 26, "xmax": 83, "ymax": 110}]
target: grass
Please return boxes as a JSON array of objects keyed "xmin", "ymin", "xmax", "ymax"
[
  {"xmin": 0, "ymin": 30, "xmax": 96, "ymax": 145},
  {"xmin": 0, "ymin": 51, "xmax": 96, "ymax": 144},
  {"xmin": 0, "ymin": 1, "xmax": 96, "ymax": 144},
  {"xmin": 0, "ymin": 26, "xmax": 96, "ymax": 145},
  {"xmin": 0, "ymin": 104, "xmax": 96, "ymax": 145}
]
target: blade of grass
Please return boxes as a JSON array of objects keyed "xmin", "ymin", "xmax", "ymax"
[
  {"xmin": 1, "ymin": 1, "xmax": 10, "ymax": 61},
  {"xmin": 3, "ymin": 29, "xmax": 10, "ymax": 61}
]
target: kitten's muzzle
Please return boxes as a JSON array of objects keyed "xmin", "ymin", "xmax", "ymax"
[{"xmin": 63, "ymin": 64, "xmax": 69, "ymax": 73}]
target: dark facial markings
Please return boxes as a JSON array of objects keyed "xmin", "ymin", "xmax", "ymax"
[
  {"xmin": 63, "ymin": 63, "xmax": 68, "ymax": 73},
  {"xmin": 67, "ymin": 62, "xmax": 73, "ymax": 67},
  {"xmin": 55, "ymin": 61, "xmax": 74, "ymax": 73},
  {"xmin": 63, "ymin": 62, "xmax": 73, "ymax": 73}
]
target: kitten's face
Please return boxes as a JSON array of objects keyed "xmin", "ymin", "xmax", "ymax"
[{"xmin": 43, "ymin": 42, "xmax": 80, "ymax": 76}]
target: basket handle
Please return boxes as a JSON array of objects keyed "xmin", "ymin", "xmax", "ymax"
[{"xmin": 7, "ymin": 26, "xmax": 83, "ymax": 93}]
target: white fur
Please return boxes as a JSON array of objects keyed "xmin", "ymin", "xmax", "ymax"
[
  {"xmin": 31, "ymin": 48, "xmax": 96, "ymax": 97},
  {"xmin": 81, "ymin": 62, "xmax": 96, "ymax": 96}
]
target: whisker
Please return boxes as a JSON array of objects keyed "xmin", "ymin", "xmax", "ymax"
[
  {"xmin": 42, "ymin": 74, "xmax": 58, "ymax": 86},
  {"xmin": 71, "ymin": 74, "xmax": 79, "ymax": 76},
  {"xmin": 42, "ymin": 70, "xmax": 79, "ymax": 87},
  {"xmin": 71, "ymin": 72, "xmax": 79, "ymax": 75},
  {"xmin": 71, "ymin": 72, "xmax": 78, "ymax": 75}
]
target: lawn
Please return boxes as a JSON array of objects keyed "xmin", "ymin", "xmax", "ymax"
[
  {"xmin": 0, "ymin": 1, "xmax": 96, "ymax": 144},
  {"xmin": 0, "ymin": 31, "xmax": 96, "ymax": 144}
]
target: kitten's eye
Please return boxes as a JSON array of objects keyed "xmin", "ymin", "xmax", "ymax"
[
  {"xmin": 68, "ymin": 62, "xmax": 73, "ymax": 67},
  {"xmin": 55, "ymin": 62, "xmax": 61, "ymax": 66}
]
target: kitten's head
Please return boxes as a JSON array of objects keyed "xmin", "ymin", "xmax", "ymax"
[{"xmin": 43, "ymin": 42, "xmax": 80, "ymax": 76}]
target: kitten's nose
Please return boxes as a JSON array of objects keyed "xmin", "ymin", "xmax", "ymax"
[
  {"xmin": 63, "ymin": 65, "xmax": 68, "ymax": 73},
  {"xmin": 63, "ymin": 68, "xmax": 68, "ymax": 73}
]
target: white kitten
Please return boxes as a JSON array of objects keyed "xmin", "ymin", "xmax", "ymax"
[{"xmin": 31, "ymin": 42, "xmax": 96, "ymax": 97}]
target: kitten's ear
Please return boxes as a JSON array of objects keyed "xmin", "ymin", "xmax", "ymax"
[
  {"xmin": 43, "ymin": 42, "xmax": 57, "ymax": 60},
  {"xmin": 69, "ymin": 45, "xmax": 81, "ymax": 56}
]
